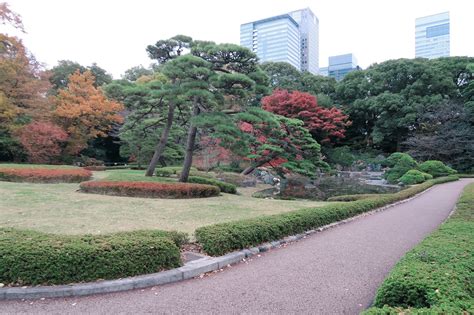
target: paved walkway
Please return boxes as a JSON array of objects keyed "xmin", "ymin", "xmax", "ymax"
[{"xmin": 2, "ymin": 179, "xmax": 472, "ymax": 314}]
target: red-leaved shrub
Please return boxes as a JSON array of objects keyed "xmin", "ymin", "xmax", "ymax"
[
  {"xmin": 0, "ymin": 168, "xmax": 92, "ymax": 183},
  {"xmin": 80, "ymin": 181, "xmax": 220, "ymax": 198},
  {"xmin": 17, "ymin": 122, "xmax": 68, "ymax": 163}
]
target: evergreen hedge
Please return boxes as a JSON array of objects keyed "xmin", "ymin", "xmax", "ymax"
[
  {"xmin": 327, "ymin": 194, "xmax": 383, "ymax": 202},
  {"xmin": 195, "ymin": 176, "xmax": 458, "ymax": 256},
  {"xmin": 364, "ymin": 182, "xmax": 474, "ymax": 314},
  {"xmin": 0, "ymin": 229, "xmax": 184, "ymax": 286},
  {"xmin": 188, "ymin": 176, "xmax": 237, "ymax": 194}
]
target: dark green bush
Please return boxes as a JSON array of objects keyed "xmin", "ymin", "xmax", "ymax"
[
  {"xmin": 365, "ymin": 183, "xmax": 474, "ymax": 314},
  {"xmin": 383, "ymin": 152, "xmax": 412, "ymax": 168},
  {"xmin": 156, "ymin": 166, "xmax": 198, "ymax": 175},
  {"xmin": 0, "ymin": 229, "xmax": 183, "ymax": 286},
  {"xmin": 418, "ymin": 160, "xmax": 457, "ymax": 178},
  {"xmin": 398, "ymin": 170, "xmax": 433, "ymax": 185},
  {"xmin": 327, "ymin": 194, "xmax": 383, "ymax": 202},
  {"xmin": 384, "ymin": 154, "xmax": 418, "ymax": 184},
  {"xmin": 195, "ymin": 176, "xmax": 458, "ymax": 256},
  {"xmin": 188, "ymin": 176, "xmax": 237, "ymax": 194},
  {"xmin": 155, "ymin": 168, "xmax": 173, "ymax": 177},
  {"xmin": 178, "ymin": 170, "xmax": 215, "ymax": 179}
]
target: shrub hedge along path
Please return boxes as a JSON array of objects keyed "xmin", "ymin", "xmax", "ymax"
[{"xmin": 2, "ymin": 179, "xmax": 472, "ymax": 313}]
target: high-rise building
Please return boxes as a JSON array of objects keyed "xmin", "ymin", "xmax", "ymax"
[
  {"xmin": 240, "ymin": 8, "xmax": 319, "ymax": 74},
  {"xmin": 415, "ymin": 12, "xmax": 450, "ymax": 59},
  {"xmin": 323, "ymin": 53, "xmax": 360, "ymax": 81}
]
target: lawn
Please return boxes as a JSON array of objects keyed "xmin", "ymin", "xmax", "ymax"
[{"xmin": 0, "ymin": 169, "xmax": 327, "ymax": 236}]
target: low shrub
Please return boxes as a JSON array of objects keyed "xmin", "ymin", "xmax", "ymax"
[
  {"xmin": 155, "ymin": 168, "xmax": 174, "ymax": 177},
  {"xmin": 155, "ymin": 166, "xmax": 198, "ymax": 175},
  {"xmin": 195, "ymin": 176, "xmax": 458, "ymax": 256},
  {"xmin": 327, "ymin": 194, "xmax": 382, "ymax": 202},
  {"xmin": 384, "ymin": 154, "xmax": 418, "ymax": 184},
  {"xmin": 0, "ymin": 168, "xmax": 92, "ymax": 183},
  {"xmin": 105, "ymin": 165, "xmax": 132, "ymax": 170},
  {"xmin": 0, "ymin": 228, "xmax": 182, "ymax": 286},
  {"xmin": 215, "ymin": 172, "xmax": 253, "ymax": 187},
  {"xmin": 418, "ymin": 160, "xmax": 457, "ymax": 178},
  {"xmin": 83, "ymin": 166, "xmax": 106, "ymax": 171},
  {"xmin": 458, "ymin": 173, "xmax": 474, "ymax": 178},
  {"xmin": 177, "ymin": 170, "xmax": 215, "ymax": 179},
  {"xmin": 188, "ymin": 176, "xmax": 237, "ymax": 194},
  {"xmin": 80, "ymin": 181, "xmax": 220, "ymax": 198},
  {"xmin": 383, "ymin": 152, "xmax": 412, "ymax": 168},
  {"xmin": 364, "ymin": 183, "xmax": 474, "ymax": 314},
  {"xmin": 398, "ymin": 170, "xmax": 433, "ymax": 185}
]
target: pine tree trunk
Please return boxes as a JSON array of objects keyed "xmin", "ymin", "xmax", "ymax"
[
  {"xmin": 179, "ymin": 102, "xmax": 200, "ymax": 182},
  {"xmin": 145, "ymin": 102, "xmax": 176, "ymax": 176},
  {"xmin": 241, "ymin": 164, "xmax": 257, "ymax": 175}
]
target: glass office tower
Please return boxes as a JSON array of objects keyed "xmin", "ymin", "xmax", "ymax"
[
  {"xmin": 288, "ymin": 9, "xmax": 319, "ymax": 74},
  {"xmin": 240, "ymin": 8, "xmax": 319, "ymax": 74},
  {"xmin": 327, "ymin": 54, "xmax": 359, "ymax": 81},
  {"xmin": 415, "ymin": 12, "xmax": 450, "ymax": 59}
]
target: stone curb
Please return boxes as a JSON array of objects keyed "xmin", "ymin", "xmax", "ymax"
[{"xmin": 0, "ymin": 185, "xmax": 436, "ymax": 300}]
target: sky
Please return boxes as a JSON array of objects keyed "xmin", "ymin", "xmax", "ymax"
[{"xmin": 4, "ymin": 0, "xmax": 474, "ymax": 78}]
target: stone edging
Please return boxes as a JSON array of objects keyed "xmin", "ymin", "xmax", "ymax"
[{"xmin": 0, "ymin": 186, "xmax": 436, "ymax": 300}]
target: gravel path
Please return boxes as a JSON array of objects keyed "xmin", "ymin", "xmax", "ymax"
[{"xmin": 2, "ymin": 179, "xmax": 472, "ymax": 314}]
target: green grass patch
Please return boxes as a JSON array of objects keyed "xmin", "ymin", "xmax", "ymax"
[{"xmin": 364, "ymin": 182, "xmax": 474, "ymax": 314}]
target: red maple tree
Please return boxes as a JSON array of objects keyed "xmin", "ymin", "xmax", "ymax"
[
  {"xmin": 262, "ymin": 89, "xmax": 351, "ymax": 143},
  {"xmin": 18, "ymin": 121, "xmax": 68, "ymax": 163}
]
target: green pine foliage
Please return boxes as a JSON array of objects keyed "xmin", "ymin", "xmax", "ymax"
[
  {"xmin": 398, "ymin": 170, "xmax": 433, "ymax": 185},
  {"xmin": 418, "ymin": 160, "xmax": 457, "ymax": 178},
  {"xmin": 384, "ymin": 153, "xmax": 418, "ymax": 184}
]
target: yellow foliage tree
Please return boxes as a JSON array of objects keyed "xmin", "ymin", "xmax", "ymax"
[{"xmin": 55, "ymin": 70, "xmax": 124, "ymax": 155}]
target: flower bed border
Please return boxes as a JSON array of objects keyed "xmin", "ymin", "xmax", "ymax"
[
  {"xmin": 79, "ymin": 181, "xmax": 221, "ymax": 199},
  {"xmin": 0, "ymin": 168, "xmax": 92, "ymax": 183}
]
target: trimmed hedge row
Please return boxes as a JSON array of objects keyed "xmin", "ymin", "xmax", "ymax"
[
  {"xmin": 326, "ymin": 194, "xmax": 384, "ymax": 202},
  {"xmin": 0, "ymin": 168, "xmax": 92, "ymax": 183},
  {"xmin": 188, "ymin": 176, "xmax": 237, "ymax": 194},
  {"xmin": 364, "ymin": 182, "xmax": 474, "ymax": 314},
  {"xmin": 155, "ymin": 166, "xmax": 198, "ymax": 177},
  {"xmin": 195, "ymin": 176, "xmax": 459, "ymax": 256},
  {"xmin": 83, "ymin": 166, "xmax": 106, "ymax": 171},
  {"xmin": 0, "ymin": 229, "xmax": 184, "ymax": 285},
  {"xmin": 80, "ymin": 181, "xmax": 220, "ymax": 198}
]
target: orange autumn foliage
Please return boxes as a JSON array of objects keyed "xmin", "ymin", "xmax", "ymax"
[
  {"xmin": 54, "ymin": 70, "xmax": 124, "ymax": 154},
  {"xmin": 0, "ymin": 34, "xmax": 52, "ymax": 122},
  {"xmin": 0, "ymin": 2, "xmax": 24, "ymax": 31}
]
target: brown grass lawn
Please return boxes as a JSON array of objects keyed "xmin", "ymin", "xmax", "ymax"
[{"xmin": 0, "ymin": 170, "xmax": 327, "ymax": 237}]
